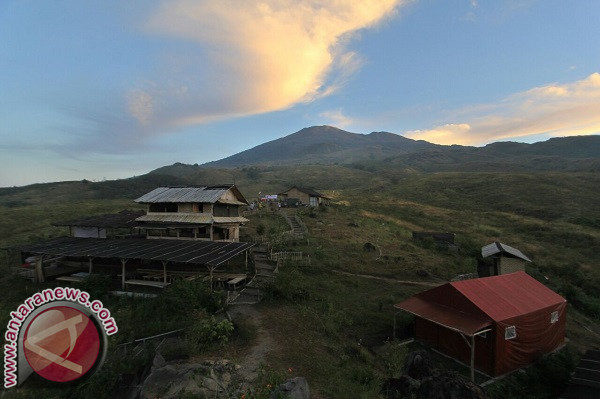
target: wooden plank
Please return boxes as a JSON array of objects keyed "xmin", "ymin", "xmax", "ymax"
[
  {"xmin": 56, "ymin": 276, "xmax": 86, "ymax": 283},
  {"xmin": 125, "ymin": 279, "xmax": 170, "ymax": 289}
]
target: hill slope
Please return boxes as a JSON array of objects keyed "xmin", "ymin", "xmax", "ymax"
[
  {"xmin": 202, "ymin": 125, "xmax": 437, "ymax": 167},
  {"xmin": 157, "ymin": 126, "xmax": 600, "ymax": 174}
]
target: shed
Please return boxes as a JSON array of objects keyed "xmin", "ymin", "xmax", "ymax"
[
  {"xmin": 395, "ymin": 272, "xmax": 566, "ymax": 378},
  {"xmin": 479, "ymin": 241, "xmax": 531, "ymax": 276},
  {"xmin": 278, "ymin": 186, "xmax": 328, "ymax": 207}
]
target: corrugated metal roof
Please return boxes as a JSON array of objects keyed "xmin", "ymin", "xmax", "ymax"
[
  {"xmin": 14, "ymin": 237, "xmax": 254, "ymax": 267},
  {"xmin": 135, "ymin": 187, "xmax": 228, "ymax": 204},
  {"xmin": 213, "ymin": 216, "xmax": 249, "ymax": 224},
  {"xmin": 136, "ymin": 213, "xmax": 212, "ymax": 224},
  {"xmin": 395, "ymin": 271, "xmax": 565, "ymax": 334},
  {"xmin": 395, "ymin": 296, "xmax": 492, "ymax": 335},
  {"xmin": 53, "ymin": 210, "xmax": 144, "ymax": 228},
  {"xmin": 481, "ymin": 241, "xmax": 531, "ymax": 262},
  {"xmin": 450, "ymin": 271, "xmax": 565, "ymax": 321}
]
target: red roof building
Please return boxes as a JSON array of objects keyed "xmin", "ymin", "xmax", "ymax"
[{"xmin": 395, "ymin": 271, "xmax": 566, "ymax": 377}]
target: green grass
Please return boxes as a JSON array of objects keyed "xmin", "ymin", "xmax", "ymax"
[{"xmin": 1, "ymin": 168, "xmax": 599, "ymax": 398}]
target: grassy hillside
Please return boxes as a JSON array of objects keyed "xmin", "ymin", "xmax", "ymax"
[{"xmin": 1, "ymin": 166, "xmax": 599, "ymax": 398}]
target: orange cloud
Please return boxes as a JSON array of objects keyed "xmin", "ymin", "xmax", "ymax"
[
  {"xmin": 405, "ymin": 73, "xmax": 600, "ymax": 145},
  {"xmin": 131, "ymin": 0, "xmax": 406, "ymax": 128}
]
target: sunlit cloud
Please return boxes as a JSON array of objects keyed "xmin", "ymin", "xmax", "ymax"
[
  {"xmin": 134, "ymin": 0, "xmax": 405, "ymax": 129},
  {"xmin": 319, "ymin": 109, "xmax": 355, "ymax": 128},
  {"xmin": 405, "ymin": 73, "xmax": 600, "ymax": 145}
]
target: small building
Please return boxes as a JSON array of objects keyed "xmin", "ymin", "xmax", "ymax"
[
  {"xmin": 53, "ymin": 210, "xmax": 144, "ymax": 238},
  {"xmin": 278, "ymin": 186, "xmax": 328, "ymax": 207},
  {"xmin": 478, "ymin": 241, "xmax": 531, "ymax": 277},
  {"xmin": 134, "ymin": 185, "xmax": 249, "ymax": 242},
  {"xmin": 395, "ymin": 271, "xmax": 566, "ymax": 378}
]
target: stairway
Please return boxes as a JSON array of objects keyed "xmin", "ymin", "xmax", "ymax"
[
  {"xmin": 228, "ymin": 244, "xmax": 278, "ymax": 305},
  {"xmin": 280, "ymin": 209, "xmax": 307, "ymax": 237}
]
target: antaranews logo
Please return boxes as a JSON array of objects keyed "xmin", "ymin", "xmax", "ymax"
[{"xmin": 3, "ymin": 287, "xmax": 118, "ymax": 388}]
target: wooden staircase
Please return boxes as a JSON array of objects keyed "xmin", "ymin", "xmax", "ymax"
[{"xmin": 228, "ymin": 244, "xmax": 278, "ymax": 305}]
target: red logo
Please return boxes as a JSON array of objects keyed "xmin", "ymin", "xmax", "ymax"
[{"xmin": 23, "ymin": 306, "xmax": 100, "ymax": 382}]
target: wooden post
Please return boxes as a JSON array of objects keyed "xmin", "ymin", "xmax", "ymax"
[
  {"xmin": 35, "ymin": 256, "xmax": 45, "ymax": 283},
  {"xmin": 470, "ymin": 335, "xmax": 475, "ymax": 382},
  {"xmin": 88, "ymin": 257, "xmax": 94, "ymax": 274},
  {"xmin": 209, "ymin": 267, "xmax": 214, "ymax": 291},
  {"xmin": 209, "ymin": 226, "xmax": 214, "ymax": 241},
  {"xmin": 121, "ymin": 259, "xmax": 127, "ymax": 290},
  {"xmin": 162, "ymin": 261, "xmax": 167, "ymax": 284}
]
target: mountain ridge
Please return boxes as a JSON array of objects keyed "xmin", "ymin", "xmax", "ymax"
[{"xmin": 151, "ymin": 126, "xmax": 600, "ymax": 176}]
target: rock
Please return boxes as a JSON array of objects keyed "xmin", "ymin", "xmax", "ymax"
[
  {"xmin": 403, "ymin": 350, "xmax": 432, "ymax": 380},
  {"xmin": 363, "ymin": 242, "xmax": 377, "ymax": 252},
  {"xmin": 348, "ymin": 222, "xmax": 359, "ymax": 227},
  {"xmin": 416, "ymin": 269, "xmax": 430, "ymax": 278},
  {"xmin": 153, "ymin": 352, "xmax": 166, "ymax": 368},
  {"xmin": 417, "ymin": 370, "xmax": 487, "ymax": 399},
  {"xmin": 270, "ymin": 377, "xmax": 310, "ymax": 399},
  {"xmin": 140, "ymin": 358, "xmax": 242, "ymax": 399},
  {"xmin": 381, "ymin": 376, "xmax": 420, "ymax": 399}
]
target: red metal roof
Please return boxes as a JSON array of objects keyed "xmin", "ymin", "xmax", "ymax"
[
  {"xmin": 450, "ymin": 271, "xmax": 565, "ymax": 321},
  {"xmin": 395, "ymin": 296, "xmax": 492, "ymax": 335},
  {"xmin": 395, "ymin": 271, "xmax": 566, "ymax": 336}
]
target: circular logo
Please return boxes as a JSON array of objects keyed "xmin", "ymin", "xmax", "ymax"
[{"xmin": 23, "ymin": 306, "xmax": 101, "ymax": 382}]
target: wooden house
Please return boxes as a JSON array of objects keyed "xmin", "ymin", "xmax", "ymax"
[
  {"xmin": 395, "ymin": 272, "xmax": 566, "ymax": 379},
  {"xmin": 278, "ymin": 186, "xmax": 328, "ymax": 207},
  {"xmin": 134, "ymin": 185, "xmax": 249, "ymax": 242},
  {"xmin": 478, "ymin": 242, "xmax": 531, "ymax": 277}
]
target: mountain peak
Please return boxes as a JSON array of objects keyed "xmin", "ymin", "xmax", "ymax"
[{"xmin": 202, "ymin": 126, "xmax": 434, "ymax": 168}]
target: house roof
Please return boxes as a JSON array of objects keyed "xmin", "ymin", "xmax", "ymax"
[
  {"xmin": 135, "ymin": 185, "xmax": 247, "ymax": 205},
  {"xmin": 53, "ymin": 210, "xmax": 145, "ymax": 228},
  {"xmin": 450, "ymin": 271, "xmax": 564, "ymax": 321},
  {"xmin": 482, "ymin": 241, "xmax": 531, "ymax": 262},
  {"xmin": 279, "ymin": 186, "xmax": 328, "ymax": 198},
  {"xmin": 13, "ymin": 236, "xmax": 254, "ymax": 267},
  {"xmin": 396, "ymin": 296, "xmax": 492, "ymax": 335},
  {"xmin": 395, "ymin": 272, "xmax": 565, "ymax": 335}
]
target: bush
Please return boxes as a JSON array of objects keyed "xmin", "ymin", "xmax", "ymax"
[{"xmin": 186, "ymin": 315, "xmax": 234, "ymax": 353}]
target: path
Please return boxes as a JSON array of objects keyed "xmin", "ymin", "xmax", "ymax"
[
  {"xmin": 227, "ymin": 305, "xmax": 276, "ymax": 384},
  {"xmin": 280, "ymin": 208, "xmax": 307, "ymax": 237},
  {"xmin": 332, "ymin": 269, "xmax": 444, "ymax": 287}
]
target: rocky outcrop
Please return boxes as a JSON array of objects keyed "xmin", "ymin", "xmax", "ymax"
[
  {"xmin": 270, "ymin": 377, "xmax": 311, "ymax": 399},
  {"xmin": 140, "ymin": 355, "xmax": 242, "ymax": 399},
  {"xmin": 382, "ymin": 350, "xmax": 487, "ymax": 399}
]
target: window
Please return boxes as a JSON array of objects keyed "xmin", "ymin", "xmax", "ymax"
[
  {"xmin": 505, "ymin": 326, "xmax": 517, "ymax": 340},
  {"xmin": 478, "ymin": 332, "xmax": 487, "ymax": 339},
  {"xmin": 550, "ymin": 311, "xmax": 559, "ymax": 324}
]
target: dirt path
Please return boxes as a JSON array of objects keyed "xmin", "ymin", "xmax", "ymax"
[
  {"xmin": 228, "ymin": 304, "xmax": 276, "ymax": 384},
  {"xmin": 332, "ymin": 269, "xmax": 443, "ymax": 287}
]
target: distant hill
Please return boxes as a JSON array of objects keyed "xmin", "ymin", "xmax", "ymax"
[
  {"xmin": 150, "ymin": 126, "xmax": 600, "ymax": 175},
  {"xmin": 201, "ymin": 125, "xmax": 438, "ymax": 167}
]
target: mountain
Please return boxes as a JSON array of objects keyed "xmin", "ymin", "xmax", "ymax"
[
  {"xmin": 154, "ymin": 126, "xmax": 600, "ymax": 174},
  {"xmin": 202, "ymin": 125, "xmax": 437, "ymax": 167}
]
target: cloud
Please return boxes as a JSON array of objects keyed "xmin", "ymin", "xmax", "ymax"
[
  {"xmin": 136, "ymin": 0, "xmax": 404, "ymax": 129},
  {"xmin": 405, "ymin": 73, "xmax": 600, "ymax": 145},
  {"xmin": 319, "ymin": 109, "xmax": 355, "ymax": 128}
]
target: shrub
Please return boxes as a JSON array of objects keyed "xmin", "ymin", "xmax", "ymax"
[{"xmin": 186, "ymin": 315, "xmax": 234, "ymax": 353}]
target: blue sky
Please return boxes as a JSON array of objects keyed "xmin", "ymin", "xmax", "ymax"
[{"xmin": 1, "ymin": 0, "xmax": 599, "ymax": 186}]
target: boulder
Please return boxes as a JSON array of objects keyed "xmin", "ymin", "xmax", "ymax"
[
  {"xmin": 418, "ymin": 370, "xmax": 487, "ymax": 399},
  {"xmin": 403, "ymin": 350, "xmax": 433, "ymax": 380},
  {"xmin": 381, "ymin": 375, "xmax": 420, "ymax": 399},
  {"xmin": 363, "ymin": 242, "xmax": 377, "ymax": 252},
  {"xmin": 270, "ymin": 377, "xmax": 310, "ymax": 399}
]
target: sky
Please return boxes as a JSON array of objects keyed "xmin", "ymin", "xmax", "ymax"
[{"xmin": 1, "ymin": 0, "xmax": 599, "ymax": 187}]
